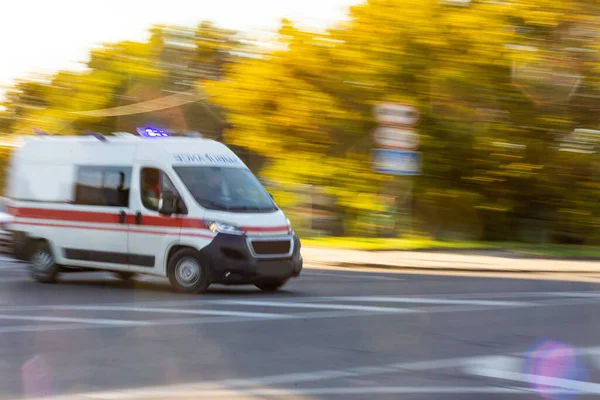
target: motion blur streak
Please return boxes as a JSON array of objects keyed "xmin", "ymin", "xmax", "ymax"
[{"xmin": 2, "ymin": 1, "xmax": 600, "ymax": 246}]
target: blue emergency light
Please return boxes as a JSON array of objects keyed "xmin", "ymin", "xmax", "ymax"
[{"xmin": 136, "ymin": 127, "xmax": 171, "ymax": 138}]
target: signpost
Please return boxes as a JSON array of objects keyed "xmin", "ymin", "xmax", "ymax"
[
  {"xmin": 373, "ymin": 127, "xmax": 420, "ymax": 150},
  {"xmin": 372, "ymin": 149, "xmax": 421, "ymax": 175},
  {"xmin": 373, "ymin": 102, "xmax": 420, "ymax": 126},
  {"xmin": 372, "ymin": 102, "xmax": 421, "ymax": 237},
  {"xmin": 371, "ymin": 102, "xmax": 421, "ymax": 174}
]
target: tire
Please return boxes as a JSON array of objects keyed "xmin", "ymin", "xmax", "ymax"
[
  {"xmin": 29, "ymin": 241, "xmax": 60, "ymax": 284},
  {"xmin": 167, "ymin": 248, "xmax": 209, "ymax": 294},
  {"xmin": 255, "ymin": 280, "xmax": 288, "ymax": 292},
  {"xmin": 114, "ymin": 272, "xmax": 136, "ymax": 281}
]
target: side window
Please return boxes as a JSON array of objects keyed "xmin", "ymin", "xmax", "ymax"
[
  {"xmin": 74, "ymin": 166, "xmax": 131, "ymax": 207},
  {"xmin": 140, "ymin": 168, "xmax": 179, "ymax": 212}
]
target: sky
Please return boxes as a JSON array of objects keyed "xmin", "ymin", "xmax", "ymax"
[{"xmin": 0, "ymin": 0, "xmax": 361, "ymax": 91}]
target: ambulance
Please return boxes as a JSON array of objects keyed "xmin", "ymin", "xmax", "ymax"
[{"xmin": 5, "ymin": 129, "xmax": 302, "ymax": 293}]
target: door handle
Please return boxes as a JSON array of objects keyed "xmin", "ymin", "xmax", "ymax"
[
  {"xmin": 119, "ymin": 211, "xmax": 126, "ymax": 224},
  {"xmin": 135, "ymin": 211, "xmax": 142, "ymax": 225}
]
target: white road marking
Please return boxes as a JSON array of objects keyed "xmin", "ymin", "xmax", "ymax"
[
  {"xmin": 26, "ymin": 347, "xmax": 600, "ymax": 400},
  {"xmin": 463, "ymin": 348, "xmax": 600, "ymax": 394},
  {"xmin": 302, "ymin": 271, "xmax": 404, "ymax": 281},
  {"xmin": 0, "ymin": 290, "xmax": 599, "ymax": 335},
  {"xmin": 0, "ymin": 323, "xmax": 88, "ymax": 334},
  {"xmin": 551, "ymin": 291, "xmax": 600, "ymax": 298},
  {"xmin": 22, "ymin": 355, "xmax": 487, "ymax": 400},
  {"xmin": 38, "ymin": 386, "xmax": 576, "ymax": 399},
  {"xmin": 205, "ymin": 300, "xmax": 417, "ymax": 313},
  {"xmin": 0, "ymin": 314, "xmax": 147, "ymax": 326},
  {"xmin": 117, "ymin": 291, "xmax": 600, "ymax": 310},
  {"xmin": 28, "ymin": 305, "xmax": 287, "ymax": 320},
  {"xmin": 471, "ymin": 368, "xmax": 600, "ymax": 393},
  {"xmin": 326, "ymin": 296, "xmax": 531, "ymax": 307},
  {"xmin": 425, "ymin": 290, "xmax": 600, "ymax": 300},
  {"xmin": 463, "ymin": 356, "xmax": 523, "ymax": 377},
  {"xmin": 0, "ymin": 309, "xmax": 419, "ymax": 336},
  {"xmin": 0, "ymin": 301, "xmax": 413, "ymax": 316}
]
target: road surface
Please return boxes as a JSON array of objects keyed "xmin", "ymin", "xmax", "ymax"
[{"xmin": 0, "ymin": 256, "xmax": 599, "ymax": 399}]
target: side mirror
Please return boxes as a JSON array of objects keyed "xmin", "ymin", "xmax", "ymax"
[{"xmin": 158, "ymin": 190, "xmax": 176, "ymax": 216}]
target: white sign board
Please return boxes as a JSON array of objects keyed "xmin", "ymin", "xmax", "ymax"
[
  {"xmin": 373, "ymin": 103, "xmax": 420, "ymax": 126},
  {"xmin": 372, "ymin": 149, "xmax": 421, "ymax": 176},
  {"xmin": 373, "ymin": 127, "xmax": 420, "ymax": 150}
]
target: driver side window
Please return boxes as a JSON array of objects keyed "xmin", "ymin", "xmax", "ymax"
[{"xmin": 140, "ymin": 167, "xmax": 178, "ymax": 212}]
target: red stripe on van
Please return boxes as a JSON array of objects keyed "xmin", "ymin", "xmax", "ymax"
[
  {"xmin": 10, "ymin": 206, "xmax": 287, "ymax": 233},
  {"xmin": 14, "ymin": 220, "xmax": 215, "ymax": 239},
  {"xmin": 10, "ymin": 206, "xmax": 207, "ymax": 229},
  {"xmin": 181, "ymin": 219, "xmax": 206, "ymax": 229},
  {"xmin": 12, "ymin": 207, "xmax": 119, "ymax": 223}
]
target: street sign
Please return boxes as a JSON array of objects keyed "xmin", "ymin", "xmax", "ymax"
[
  {"xmin": 372, "ymin": 149, "xmax": 421, "ymax": 175},
  {"xmin": 373, "ymin": 127, "xmax": 420, "ymax": 150},
  {"xmin": 373, "ymin": 103, "xmax": 420, "ymax": 126}
]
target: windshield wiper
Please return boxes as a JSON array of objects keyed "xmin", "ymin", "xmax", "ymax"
[
  {"xmin": 228, "ymin": 205, "xmax": 276, "ymax": 212},
  {"xmin": 198, "ymin": 199, "xmax": 231, "ymax": 211}
]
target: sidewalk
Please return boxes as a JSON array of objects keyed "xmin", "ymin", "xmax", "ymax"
[{"xmin": 302, "ymin": 247, "xmax": 600, "ymax": 273}]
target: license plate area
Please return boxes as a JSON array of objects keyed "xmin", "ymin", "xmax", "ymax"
[{"xmin": 247, "ymin": 236, "xmax": 294, "ymax": 259}]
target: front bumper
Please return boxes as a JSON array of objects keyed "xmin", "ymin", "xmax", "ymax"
[{"xmin": 198, "ymin": 233, "xmax": 303, "ymax": 284}]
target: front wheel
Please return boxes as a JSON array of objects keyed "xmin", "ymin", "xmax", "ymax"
[
  {"xmin": 29, "ymin": 241, "xmax": 60, "ymax": 283},
  {"xmin": 255, "ymin": 280, "xmax": 288, "ymax": 292},
  {"xmin": 167, "ymin": 248, "xmax": 209, "ymax": 294}
]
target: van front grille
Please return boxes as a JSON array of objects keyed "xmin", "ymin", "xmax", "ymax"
[{"xmin": 250, "ymin": 240, "xmax": 292, "ymax": 256}]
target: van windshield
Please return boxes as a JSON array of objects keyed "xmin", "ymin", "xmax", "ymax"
[{"xmin": 174, "ymin": 166, "xmax": 278, "ymax": 212}]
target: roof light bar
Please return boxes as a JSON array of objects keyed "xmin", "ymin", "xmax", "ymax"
[
  {"xmin": 136, "ymin": 127, "xmax": 170, "ymax": 138},
  {"xmin": 84, "ymin": 131, "xmax": 107, "ymax": 142}
]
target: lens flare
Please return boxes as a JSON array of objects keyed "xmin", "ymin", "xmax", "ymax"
[{"xmin": 525, "ymin": 339, "xmax": 588, "ymax": 400}]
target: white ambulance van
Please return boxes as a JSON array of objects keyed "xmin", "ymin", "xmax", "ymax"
[{"xmin": 5, "ymin": 132, "xmax": 302, "ymax": 293}]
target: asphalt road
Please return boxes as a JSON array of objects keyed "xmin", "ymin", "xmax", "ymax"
[{"xmin": 0, "ymin": 256, "xmax": 600, "ymax": 399}]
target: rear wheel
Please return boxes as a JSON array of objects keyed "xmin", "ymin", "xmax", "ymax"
[
  {"xmin": 255, "ymin": 280, "xmax": 288, "ymax": 292},
  {"xmin": 114, "ymin": 272, "xmax": 136, "ymax": 281},
  {"xmin": 167, "ymin": 248, "xmax": 209, "ymax": 294},
  {"xmin": 29, "ymin": 241, "xmax": 60, "ymax": 283}
]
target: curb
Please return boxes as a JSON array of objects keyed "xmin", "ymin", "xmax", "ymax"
[
  {"xmin": 304, "ymin": 248, "xmax": 600, "ymax": 261},
  {"xmin": 306, "ymin": 261, "xmax": 600, "ymax": 274}
]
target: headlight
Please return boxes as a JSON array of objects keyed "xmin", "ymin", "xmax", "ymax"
[
  {"xmin": 204, "ymin": 220, "xmax": 244, "ymax": 235},
  {"xmin": 286, "ymin": 218, "xmax": 293, "ymax": 234}
]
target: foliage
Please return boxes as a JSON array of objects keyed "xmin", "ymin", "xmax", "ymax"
[
  {"xmin": 3, "ymin": 2, "xmax": 600, "ymax": 243},
  {"xmin": 2, "ymin": 23, "xmax": 241, "ymax": 137},
  {"xmin": 206, "ymin": 0, "xmax": 600, "ymax": 242}
]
